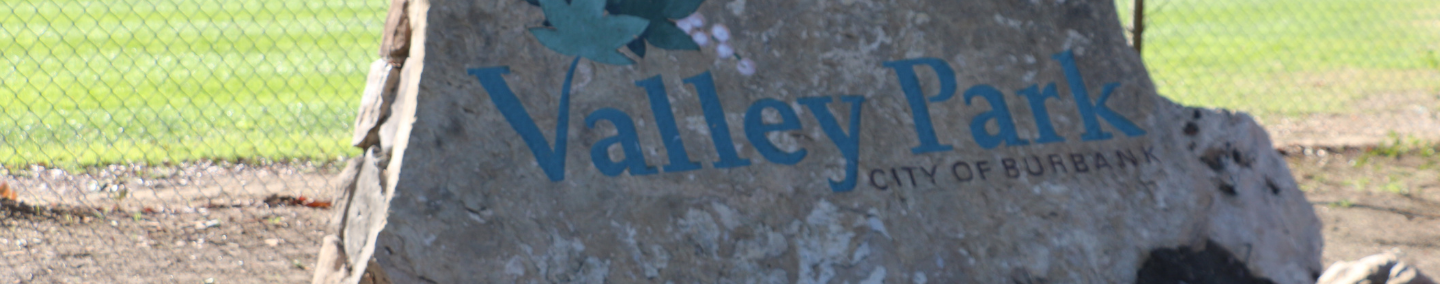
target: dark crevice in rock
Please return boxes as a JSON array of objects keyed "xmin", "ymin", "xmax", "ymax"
[
  {"xmin": 1010, "ymin": 268, "xmax": 1048, "ymax": 284},
  {"xmin": 1232, "ymin": 149, "xmax": 1252, "ymax": 168},
  {"xmin": 1200, "ymin": 149, "xmax": 1227, "ymax": 171},
  {"xmin": 1183, "ymin": 122, "xmax": 1199, "ymax": 136},
  {"xmin": 1135, "ymin": 240, "xmax": 1277, "ymax": 284},
  {"xmin": 1200, "ymin": 144, "xmax": 1252, "ymax": 172},
  {"xmin": 1218, "ymin": 182, "xmax": 1236, "ymax": 196},
  {"xmin": 1265, "ymin": 177, "xmax": 1280, "ymax": 195}
]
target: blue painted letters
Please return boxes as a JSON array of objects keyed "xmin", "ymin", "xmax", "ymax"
[
  {"xmin": 466, "ymin": 48, "xmax": 1151, "ymax": 193},
  {"xmin": 798, "ymin": 96, "xmax": 865, "ymax": 192},
  {"xmin": 466, "ymin": 61, "xmax": 577, "ymax": 182},
  {"xmin": 685, "ymin": 72, "xmax": 753, "ymax": 168},
  {"xmin": 1016, "ymin": 83, "xmax": 1066, "ymax": 144},
  {"xmin": 744, "ymin": 99, "xmax": 808, "ymax": 165},
  {"xmin": 883, "ymin": 58, "xmax": 957, "ymax": 154},
  {"xmin": 964, "ymin": 85, "xmax": 1029, "ymax": 149},
  {"xmin": 1052, "ymin": 50, "xmax": 1147, "ymax": 141},
  {"xmin": 587, "ymin": 108, "xmax": 659, "ymax": 176},
  {"xmin": 637, "ymin": 75, "xmax": 703, "ymax": 172}
]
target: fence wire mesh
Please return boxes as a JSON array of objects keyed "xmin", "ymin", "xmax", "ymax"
[
  {"xmin": 1, "ymin": 0, "xmax": 381, "ymax": 282},
  {"xmin": 0, "ymin": 0, "xmax": 1436, "ymax": 282},
  {"xmin": 1116, "ymin": 0, "xmax": 1440, "ymax": 145}
]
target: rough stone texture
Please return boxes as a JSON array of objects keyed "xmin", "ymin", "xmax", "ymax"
[
  {"xmin": 351, "ymin": 60, "xmax": 400, "ymax": 148},
  {"xmin": 339, "ymin": 147, "xmax": 390, "ymax": 282},
  {"xmin": 317, "ymin": 0, "xmax": 423, "ymax": 283},
  {"xmin": 312, "ymin": 235, "xmax": 348, "ymax": 284},
  {"xmin": 314, "ymin": 147, "xmax": 391, "ymax": 284},
  {"xmin": 372, "ymin": 0, "xmax": 1324, "ymax": 283},
  {"xmin": 379, "ymin": 0, "xmax": 411, "ymax": 65},
  {"xmin": 313, "ymin": 158, "xmax": 362, "ymax": 284}
]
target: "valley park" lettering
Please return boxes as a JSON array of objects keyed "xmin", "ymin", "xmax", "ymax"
[{"xmin": 466, "ymin": 50, "xmax": 1149, "ymax": 192}]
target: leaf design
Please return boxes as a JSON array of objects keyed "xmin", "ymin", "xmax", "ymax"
[
  {"xmin": 606, "ymin": 0, "xmax": 706, "ymax": 57},
  {"xmin": 660, "ymin": 0, "xmax": 704, "ymax": 19},
  {"xmin": 644, "ymin": 22, "xmax": 696, "ymax": 50},
  {"xmin": 529, "ymin": 0, "xmax": 650, "ymax": 65},
  {"xmin": 626, "ymin": 38, "xmax": 648, "ymax": 58}
]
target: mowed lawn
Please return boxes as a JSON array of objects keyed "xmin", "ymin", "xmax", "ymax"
[
  {"xmin": 0, "ymin": 0, "xmax": 382, "ymax": 168},
  {"xmin": 1115, "ymin": 0, "xmax": 1440, "ymax": 116}
]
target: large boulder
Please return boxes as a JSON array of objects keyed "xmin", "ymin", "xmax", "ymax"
[{"xmin": 359, "ymin": 0, "xmax": 1325, "ymax": 282}]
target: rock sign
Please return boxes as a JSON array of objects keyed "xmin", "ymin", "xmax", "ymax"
[{"xmin": 341, "ymin": 0, "xmax": 1324, "ymax": 283}]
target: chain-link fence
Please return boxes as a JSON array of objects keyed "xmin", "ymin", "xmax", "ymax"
[
  {"xmin": 0, "ymin": 0, "xmax": 382, "ymax": 282},
  {"xmin": 1116, "ymin": 0, "xmax": 1440, "ymax": 145},
  {"xmin": 0, "ymin": 0, "xmax": 1436, "ymax": 282}
]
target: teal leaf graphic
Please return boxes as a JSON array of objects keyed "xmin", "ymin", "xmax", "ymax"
[
  {"xmin": 627, "ymin": 38, "xmax": 648, "ymax": 58},
  {"xmin": 645, "ymin": 22, "xmax": 698, "ymax": 50},
  {"xmin": 661, "ymin": 0, "xmax": 704, "ymax": 19},
  {"xmin": 605, "ymin": 0, "xmax": 706, "ymax": 57},
  {"xmin": 529, "ymin": 0, "xmax": 649, "ymax": 65},
  {"xmin": 610, "ymin": 0, "xmax": 667, "ymax": 22}
]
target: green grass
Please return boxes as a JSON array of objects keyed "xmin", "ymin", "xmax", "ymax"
[
  {"xmin": 1354, "ymin": 132, "xmax": 1439, "ymax": 166},
  {"xmin": 1329, "ymin": 199, "xmax": 1354, "ymax": 208},
  {"xmin": 0, "ymin": 0, "xmax": 381, "ymax": 168},
  {"xmin": 1116, "ymin": 0, "xmax": 1440, "ymax": 116}
]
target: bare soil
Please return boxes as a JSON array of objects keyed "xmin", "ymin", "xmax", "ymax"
[
  {"xmin": 0, "ymin": 201, "xmax": 331, "ymax": 283},
  {"xmin": 0, "ymin": 161, "xmax": 340, "ymax": 283},
  {"xmin": 1286, "ymin": 146, "xmax": 1440, "ymax": 275},
  {"xmin": 1261, "ymin": 91, "xmax": 1440, "ymax": 147}
]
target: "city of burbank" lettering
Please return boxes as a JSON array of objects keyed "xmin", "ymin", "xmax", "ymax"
[{"xmin": 466, "ymin": 50, "xmax": 1148, "ymax": 192}]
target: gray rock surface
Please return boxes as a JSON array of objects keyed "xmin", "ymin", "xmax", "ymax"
[
  {"xmin": 368, "ymin": 0, "xmax": 1325, "ymax": 283},
  {"xmin": 379, "ymin": 0, "xmax": 411, "ymax": 65},
  {"xmin": 316, "ymin": 0, "xmax": 422, "ymax": 282},
  {"xmin": 351, "ymin": 60, "xmax": 400, "ymax": 148}
]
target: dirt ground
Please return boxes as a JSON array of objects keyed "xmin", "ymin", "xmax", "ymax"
[
  {"xmin": 0, "ymin": 201, "xmax": 331, "ymax": 283},
  {"xmin": 0, "ymin": 162, "xmax": 340, "ymax": 283},
  {"xmin": 0, "ymin": 147, "xmax": 1435, "ymax": 283},
  {"xmin": 1261, "ymin": 91, "xmax": 1440, "ymax": 147},
  {"xmin": 1286, "ymin": 146, "xmax": 1440, "ymax": 276}
]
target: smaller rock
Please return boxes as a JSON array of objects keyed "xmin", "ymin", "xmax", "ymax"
[
  {"xmin": 1317, "ymin": 252, "xmax": 1435, "ymax": 284},
  {"xmin": 1390, "ymin": 263, "xmax": 1436, "ymax": 284},
  {"xmin": 265, "ymin": 238, "xmax": 284, "ymax": 247}
]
